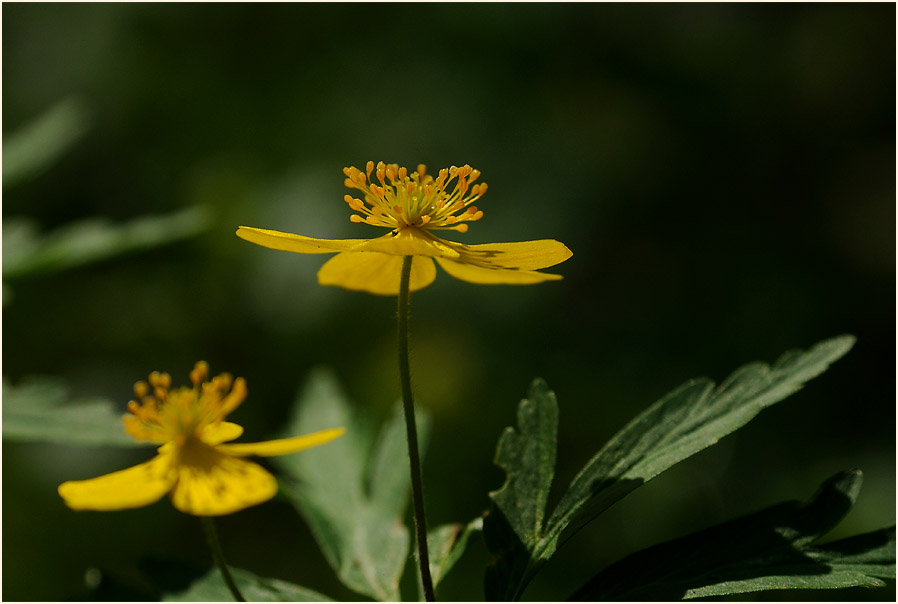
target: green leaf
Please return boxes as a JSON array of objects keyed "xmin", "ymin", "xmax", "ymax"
[
  {"xmin": 484, "ymin": 335, "xmax": 855, "ymax": 600},
  {"xmin": 2, "ymin": 375, "xmax": 141, "ymax": 447},
  {"xmin": 571, "ymin": 471, "xmax": 895, "ymax": 600},
  {"xmin": 275, "ymin": 368, "xmax": 429, "ymax": 602},
  {"xmin": 163, "ymin": 567, "xmax": 331, "ymax": 602},
  {"xmin": 3, "ymin": 206, "xmax": 212, "ymax": 280},
  {"xmin": 3, "ymin": 97, "xmax": 90, "ymax": 189},
  {"xmin": 428, "ymin": 518, "xmax": 483, "ymax": 588},
  {"xmin": 483, "ymin": 378, "xmax": 558, "ymax": 600}
]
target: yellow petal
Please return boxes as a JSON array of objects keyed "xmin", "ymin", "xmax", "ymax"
[
  {"xmin": 236, "ymin": 226, "xmax": 368, "ymax": 254},
  {"xmin": 169, "ymin": 441, "xmax": 277, "ymax": 516},
  {"xmin": 356, "ymin": 228, "xmax": 461, "ymax": 259},
  {"xmin": 448, "ymin": 239, "xmax": 573, "ymax": 270},
  {"xmin": 58, "ymin": 453, "xmax": 177, "ymax": 511},
  {"xmin": 317, "ymin": 252, "xmax": 436, "ymax": 295},
  {"xmin": 435, "ymin": 257, "xmax": 564, "ymax": 285},
  {"xmin": 201, "ymin": 421, "xmax": 244, "ymax": 445},
  {"xmin": 217, "ymin": 427, "xmax": 345, "ymax": 457}
]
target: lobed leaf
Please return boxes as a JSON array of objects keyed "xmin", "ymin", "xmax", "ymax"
[
  {"xmin": 571, "ymin": 471, "xmax": 895, "ymax": 600},
  {"xmin": 483, "ymin": 378, "xmax": 558, "ymax": 600},
  {"xmin": 275, "ymin": 368, "xmax": 429, "ymax": 602},
  {"xmin": 163, "ymin": 566, "xmax": 331, "ymax": 602},
  {"xmin": 2, "ymin": 375, "xmax": 140, "ymax": 447},
  {"xmin": 484, "ymin": 335, "xmax": 856, "ymax": 600}
]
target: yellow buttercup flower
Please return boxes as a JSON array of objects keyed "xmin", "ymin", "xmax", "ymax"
[
  {"xmin": 58, "ymin": 362, "xmax": 344, "ymax": 516},
  {"xmin": 236, "ymin": 162, "xmax": 573, "ymax": 295}
]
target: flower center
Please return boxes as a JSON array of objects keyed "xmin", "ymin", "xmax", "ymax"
[
  {"xmin": 343, "ymin": 161, "xmax": 486, "ymax": 233},
  {"xmin": 123, "ymin": 361, "xmax": 247, "ymax": 446}
]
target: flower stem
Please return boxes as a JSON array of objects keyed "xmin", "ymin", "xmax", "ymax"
[
  {"xmin": 398, "ymin": 255, "xmax": 436, "ymax": 602},
  {"xmin": 200, "ymin": 516, "xmax": 246, "ymax": 602}
]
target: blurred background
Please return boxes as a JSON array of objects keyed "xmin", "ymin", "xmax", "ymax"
[{"xmin": 3, "ymin": 3, "xmax": 894, "ymax": 601}]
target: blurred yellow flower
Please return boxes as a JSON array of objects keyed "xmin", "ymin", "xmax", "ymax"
[
  {"xmin": 58, "ymin": 362, "xmax": 344, "ymax": 516},
  {"xmin": 237, "ymin": 162, "xmax": 573, "ymax": 295}
]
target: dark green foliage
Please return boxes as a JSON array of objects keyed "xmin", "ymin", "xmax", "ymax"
[{"xmin": 572, "ymin": 471, "xmax": 895, "ymax": 599}]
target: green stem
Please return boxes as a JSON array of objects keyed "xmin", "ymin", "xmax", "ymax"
[
  {"xmin": 398, "ymin": 255, "xmax": 436, "ymax": 602},
  {"xmin": 201, "ymin": 516, "xmax": 246, "ymax": 602}
]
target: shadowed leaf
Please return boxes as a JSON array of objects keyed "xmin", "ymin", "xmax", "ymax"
[{"xmin": 572, "ymin": 471, "xmax": 895, "ymax": 600}]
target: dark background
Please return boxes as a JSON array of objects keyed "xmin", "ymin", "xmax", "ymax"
[{"xmin": 3, "ymin": 3, "xmax": 894, "ymax": 601}]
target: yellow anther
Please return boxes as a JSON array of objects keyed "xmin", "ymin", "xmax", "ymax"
[
  {"xmin": 398, "ymin": 166, "xmax": 407, "ymax": 180},
  {"xmin": 366, "ymin": 216, "xmax": 379, "ymax": 225},
  {"xmin": 417, "ymin": 164, "xmax": 427, "ymax": 177},
  {"xmin": 350, "ymin": 215, "xmax": 364, "ymax": 223},
  {"xmin": 134, "ymin": 381, "xmax": 149, "ymax": 398},
  {"xmin": 366, "ymin": 160, "xmax": 374, "ymax": 177},
  {"xmin": 455, "ymin": 224, "xmax": 469, "ymax": 233},
  {"xmin": 153, "ymin": 386, "xmax": 166, "ymax": 400},
  {"xmin": 385, "ymin": 165, "xmax": 396, "ymax": 182},
  {"xmin": 471, "ymin": 210, "xmax": 484, "ymax": 221},
  {"xmin": 190, "ymin": 361, "xmax": 209, "ymax": 386},
  {"xmin": 420, "ymin": 215, "xmax": 432, "ymax": 225},
  {"xmin": 469, "ymin": 169, "xmax": 481, "ymax": 182},
  {"xmin": 149, "ymin": 371, "xmax": 163, "ymax": 387}
]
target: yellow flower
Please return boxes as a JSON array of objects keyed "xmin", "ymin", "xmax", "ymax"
[
  {"xmin": 236, "ymin": 162, "xmax": 573, "ymax": 295},
  {"xmin": 58, "ymin": 362, "xmax": 344, "ymax": 516}
]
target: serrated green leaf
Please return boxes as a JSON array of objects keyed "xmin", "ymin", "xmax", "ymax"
[
  {"xmin": 483, "ymin": 378, "xmax": 558, "ymax": 600},
  {"xmin": 275, "ymin": 368, "xmax": 429, "ymax": 602},
  {"xmin": 3, "ymin": 97, "xmax": 90, "ymax": 189},
  {"xmin": 2, "ymin": 375, "xmax": 141, "ymax": 447},
  {"xmin": 484, "ymin": 336, "xmax": 855, "ymax": 600},
  {"xmin": 163, "ymin": 566, "xmax": 331, "ymax": 602},
  {"xmin": 3, "ymin": 206, "xmax": 212, "ymax": 280},
  {"xmin": 543, "ymin": 335, "xmax": 856, "ymax": 559},
  {"xmin": 571, "ymin": 471, "xmax": 895, "ymax": 600},
  {"xmin": 428, "ymin": 518, "xmax": 483, "ymax": 588}
]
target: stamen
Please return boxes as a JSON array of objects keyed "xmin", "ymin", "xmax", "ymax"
[
  {"xmin": 190, "ymin": 361, "xmax": 209, "ymax": 386},
  {"xmin": 342, "ymin": 161, "xmax": 489, "ymax": 234}
]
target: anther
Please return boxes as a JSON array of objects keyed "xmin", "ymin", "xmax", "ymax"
[
  {"xmin": 350, "ymin": 215, "xmax": 364, "ymax": 223},
  {"xmin": 134, "ymin": 381, "xmax": 149, "ymax": 398},
  {"xmin": 366, "ymin": 161, "xmax": 374, "ymax": 177},
  {"xmin": 190, "ymin": 362, "xmax": 209, "ymax": 386},
  {"xmin": 455, "ymin": 224, "xmax": 469, "ymax": 233}
]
